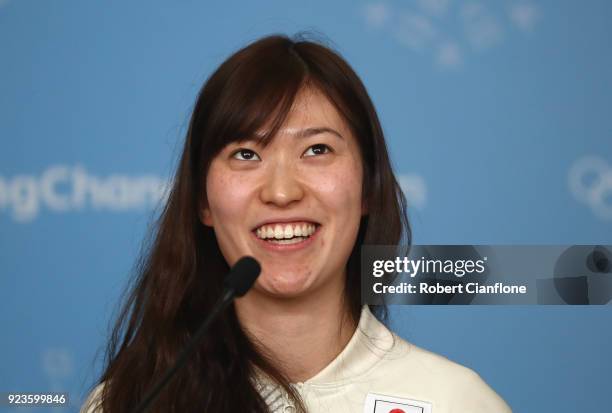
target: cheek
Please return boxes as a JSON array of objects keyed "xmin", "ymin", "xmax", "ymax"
[
  {"xmin": 303, "ymin": 161, "xmax": 363, "ymax": 217},
  {"xmin": 206, "ymin": 167, "xmax": 253, "ymax": 226}
]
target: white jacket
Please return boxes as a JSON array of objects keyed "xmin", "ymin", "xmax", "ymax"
[
  {"xmin": 257, "ymin": 306, "xmax": 511, "ymax": 413},
  {"xmin": 82, "ymin": 306, "xmax": 511, "ymax": 413}
]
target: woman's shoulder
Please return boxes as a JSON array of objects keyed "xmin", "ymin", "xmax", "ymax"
[
  {"xmin": 80, "ymin": 383, "xmax": 104, "ymax": 413},
  {"xmin": 379, "ymin": 334, "xmax": 511, "ymax": 413},
  {"xmin": 360, "ymin": 308, "xmax": 512, "ymax": 412}
]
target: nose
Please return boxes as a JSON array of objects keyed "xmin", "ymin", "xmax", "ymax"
[{"xmin": 259, "ymin": 161, "xmax": 305, "ymax": 207}]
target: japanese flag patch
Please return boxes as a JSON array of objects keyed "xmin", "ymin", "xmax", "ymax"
[{"xmin": 364, "ymin": 393, "xmax": 432, "ymax": 413}]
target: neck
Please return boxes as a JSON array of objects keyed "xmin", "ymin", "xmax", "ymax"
[{"xmin": 234, "ymin": 281, "xmax": 356, "ymax": 383}]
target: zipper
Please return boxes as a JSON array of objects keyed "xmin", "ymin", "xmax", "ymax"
[{"xmin": 282, "ymin": 382, "xmax": 306, "ymax": 412}]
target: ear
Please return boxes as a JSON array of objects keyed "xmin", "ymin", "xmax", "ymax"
[
  {"xmin": 200, "ymin": 208, "xmax": 213, "ymax": 227},
  {"xmin": 199, "ymin": 200, "xmax": 214, "ymax": 227},
  {"xmin": 361, "ymin": 198, "xmax": 368, "ymax": 216}
]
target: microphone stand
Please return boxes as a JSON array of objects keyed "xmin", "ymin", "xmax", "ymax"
[
  {"xmin": 130, "ymin": 289, "xmax": 234, "ymax": 413},
  {"xmin": 129, "ymin": 256, "xmax": 260, "ymax": 413}
]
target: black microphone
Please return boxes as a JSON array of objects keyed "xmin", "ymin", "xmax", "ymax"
[
  {"xmin": 224, "ymin": 256, "xmax": 261, "ymax": 297},
  {"xmin": 131, "ymin": 256, "xmax": 261, "ymax": 413}
]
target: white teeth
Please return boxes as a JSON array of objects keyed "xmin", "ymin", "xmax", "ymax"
[
  {"xmin": 255, "ymin": 222, "xmax": 317, "ymax": 240},
  {"xmin": 274, "ymin": 225, "xmax": 283, "ymax": 239},
  {"xmin": 267, "ymin": 238, "xmax": 306, "ymax": 245}
]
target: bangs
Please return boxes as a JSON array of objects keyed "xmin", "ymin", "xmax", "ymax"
[{"xmin": 200, "ymin": 39, "xmax": 309, "ymax": 156}]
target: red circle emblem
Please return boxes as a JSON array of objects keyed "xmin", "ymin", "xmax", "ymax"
[{"xmin": 389, "ymin": 410, "xmax": 406, "ymax": 413}]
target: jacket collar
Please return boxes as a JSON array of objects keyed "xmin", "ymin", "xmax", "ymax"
[
  {"xmin": 303, "ymin": 305, "xmax": 395, "ymax": 386},
  {"xmin": 254, "ymin": 305, "xmax": 396, "ymax": 394}
]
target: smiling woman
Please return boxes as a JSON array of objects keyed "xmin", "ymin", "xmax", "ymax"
[
  {"xmin": 202, "ymin": 87, "xmax": 364, "ymax": 303},
  {"xmin": 82, "ymin": 35, "xmax": 511, "ymax": 413}
]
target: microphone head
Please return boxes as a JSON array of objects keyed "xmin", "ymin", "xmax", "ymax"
[{"xmin": 224, "ymin": 256, "xmax": 261, "ymax": 297}]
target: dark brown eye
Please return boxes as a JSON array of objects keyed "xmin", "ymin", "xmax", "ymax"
[
  {"xmin": 303, "ymin": 144, "xmax": 331, "ymax": 157},
  {"xmin": 232, "ymin": 149, "xmax": 260, "ymax": 161}
]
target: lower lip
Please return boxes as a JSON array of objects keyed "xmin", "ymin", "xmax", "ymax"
[{"xmin": 252, "ymin": 225, "xmax": 321, "ymax": 252}]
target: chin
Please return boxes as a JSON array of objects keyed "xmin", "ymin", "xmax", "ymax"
[{"xmin": 254, "ymin": 270, "xmax": 316, "ymax": 298}]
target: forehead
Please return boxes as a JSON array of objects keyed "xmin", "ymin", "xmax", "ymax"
[{"xmin": 261, "ymin": 87, "xmax": 351, "ymax": 137}]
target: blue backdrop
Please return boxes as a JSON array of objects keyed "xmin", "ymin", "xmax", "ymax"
[{"xmin": 1, "ymin": 1, "xmax": 611, "ymax": 412}]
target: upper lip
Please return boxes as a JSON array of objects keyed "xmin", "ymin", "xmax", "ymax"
[{"xmin": 251, "ymin": 217, "xmax": 320, "ymax": 231}]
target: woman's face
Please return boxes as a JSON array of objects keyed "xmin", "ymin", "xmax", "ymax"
[{"xmin": 201, "ymin": 87, "xmax": 365, "ymax": 299}]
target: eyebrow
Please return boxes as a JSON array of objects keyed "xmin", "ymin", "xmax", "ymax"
[
  {"xmin": 248, "ymin": 126, "xmax": 345, "ymax": 143},
  {"xmin": 294, "ymin": 127, "xmax": 344, "ymax": 140}
]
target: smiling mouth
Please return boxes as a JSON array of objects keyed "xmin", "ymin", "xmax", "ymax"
[{"xmin": 253, "ymin": 222, "xmax": 320, "ymax": 245}]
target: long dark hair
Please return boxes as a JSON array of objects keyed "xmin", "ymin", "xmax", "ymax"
[{"xmin": 95, "ymin": 34, "xmax": 410, "ymax": 412}]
